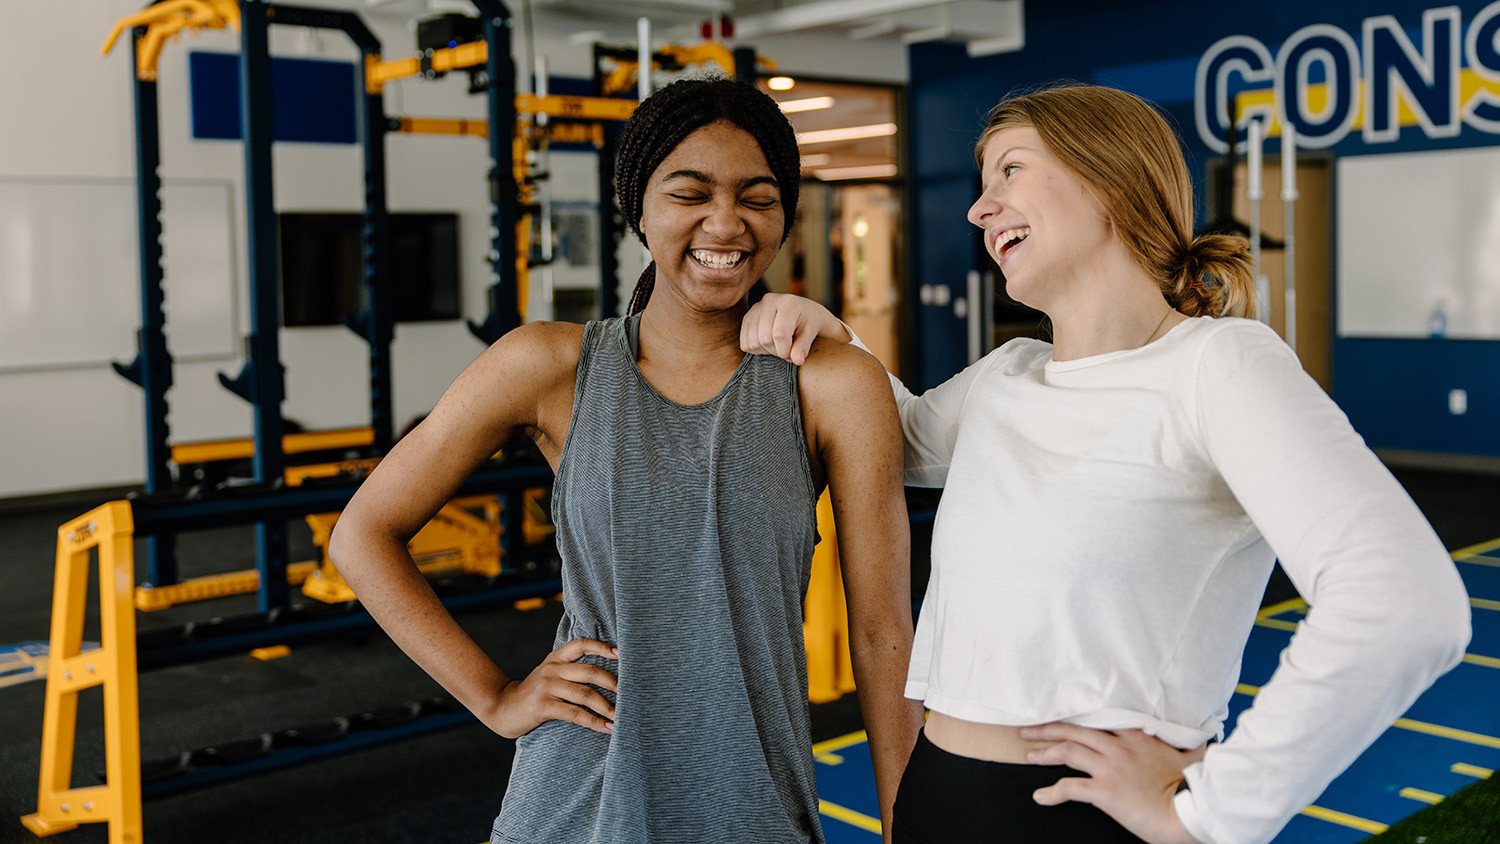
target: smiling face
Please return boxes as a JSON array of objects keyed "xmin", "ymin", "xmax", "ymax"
[
  {"xmin": 638, "ymin": 121, "xmax": 785, "ymax": 315},
  {"xmin": 968, "ymin": 125, "xmax": 1115, "ymax": 312}
]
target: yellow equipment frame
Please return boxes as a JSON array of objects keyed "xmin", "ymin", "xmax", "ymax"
[
  {"xmin": 21, "ymin": 502, "xmax": 143, "ymax": 843},
  {"xmin": 804, "ymin": 491, "xmax": 857, "ymax": 703},
  {"xmin": 19, "ymin": 489, "xmax": 853, "ymax": 841},
  {"xmin": 170, "ymin": 426, "xmax": 376, "ymax": 466},
  {"xmin": 100, "ymin": 0, "xmax": 240, "ymax": 82}
]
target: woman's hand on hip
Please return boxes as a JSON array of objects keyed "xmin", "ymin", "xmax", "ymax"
[
  {"xmin": 740, "ymin": 293, "xmax": 846, "ymax": 365},
  {"xmin": 1019, "ymin": 722, "xmax": 1206, "ymax": 844},
  {"xmin": 487, "ymin": 638, "xmax": 619, "ymax": 739}
]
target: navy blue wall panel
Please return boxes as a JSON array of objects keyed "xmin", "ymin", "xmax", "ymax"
[
  {"xmin": 906, "ymin": 0, "xmax": 1500, "ymax": 454},
  {"xmin": 1335, "ymin": 338, "xmax": 1500, "ymax": 458},
  {"xmin": 189, "ymin": 51, "xmax": 356, "ymax": 144}
]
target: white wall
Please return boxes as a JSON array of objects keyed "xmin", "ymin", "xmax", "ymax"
[{"xmin": 0, "ymin": 0, "xmax": 907, "ymax": 498}]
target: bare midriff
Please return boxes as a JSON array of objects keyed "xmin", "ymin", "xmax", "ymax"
[{"xmin": 923, "ymin": 711, "xmax": 1063, "ymax": 764}]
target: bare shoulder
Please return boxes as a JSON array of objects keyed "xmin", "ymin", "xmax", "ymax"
[
  {"xmin": 453, "ymin": 320, "xmax": 586, "ymax": 401},
  {"xmin": 796, "ymin": 337, "xmax": 898, "ymax": 440},
  {"xmin": 798, "ymin": 337, "xmax": 892, "ymax": 397}
]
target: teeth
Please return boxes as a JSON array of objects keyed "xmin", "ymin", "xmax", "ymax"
[
  {"xmin": 993, "ymin": 226, "xmax": 1030, "ymax": 260},
  {"xmin": 691, "ymin": 249, "xmax": 744, "ymax": 269}
]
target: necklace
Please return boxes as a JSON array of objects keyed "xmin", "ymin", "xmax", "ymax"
[{"xmin": 1141, "ymin": 308, "xmax": 1175, "ymax": 347}]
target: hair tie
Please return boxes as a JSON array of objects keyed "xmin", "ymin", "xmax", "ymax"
[{"xmin": 1179, "ymin": 240, "xmax": 1207, "ymax": 291}]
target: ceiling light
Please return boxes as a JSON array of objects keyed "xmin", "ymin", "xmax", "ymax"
[
  {"xmin": 778, "ymin": 96, "xmax": 835, "ymax": 114},
  {"xmin": 799, "ymin": 153, "xmax": 833, "ymax": 166},
  {"xmin": 814, "ymin": 164, "xmax": 899, "ymax": 180},
  {"xmin": 768, "ymin": 76, "xmax": 796, "ymax": 90},
  {"xmin": 796, "ymin": 123, "xmax": 897, "ymax": 145}
]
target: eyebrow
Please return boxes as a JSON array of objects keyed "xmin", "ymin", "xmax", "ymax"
[
  {"xmin": 994, "ymin": 145, "xmax": 1036, "ymax": 164},
  {"xmin": 660, "ymin": 169, "xmax": 780, "ymax": 191}
]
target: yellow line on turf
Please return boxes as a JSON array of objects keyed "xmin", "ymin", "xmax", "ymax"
[
  {"xmin": 1237, "ymin": 684, "xmax": 1500, "ymax": 748},
  {"xmin": 1472, "ymin": 597, "xmax": 1500, "ymax": 612},
  {"xmin": 819, "ymin": 799, "xmax": 882, "ymax": 834},
  {"xmin": 1254, "ymin": 598, "xmax": 1306, "ymax": 631},
  {"xmin": 1451, "ymin": 762, "xmax": 1494, "ymax": 778},
  {"xmin": 1300, "ymin": 805, "xmax": 1387, "ymax": 833},
  {"xmin": 1463, "ymin": 652, "xmax": 1500, "ymax": 669},
  {"xmin": 812, "ymin": 730, "xmax": 869, "ymax": 756},
  {"xmin": 1257, "ymin": 598, "xmax": 1308, "ymax": 619},
  {"xmin": 1451, "ymin": 537, "xmax": 1500, "ymax": 561},
  {"xmin": 1399, "ymin": 787, "xmax": 1444, "ymax": 804},
  {"xmin": 1392, "ymin": 718, "xmax": 1500, "ymax": 749}
]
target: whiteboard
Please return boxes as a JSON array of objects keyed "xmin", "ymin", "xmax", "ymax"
[
  {"xmin": 1337, "ymin": 147, "xmax": 1500, "ymax": 339},
  {"xmin": 0, "ymin": 179, "xmax": 236, "ymax": 370}
]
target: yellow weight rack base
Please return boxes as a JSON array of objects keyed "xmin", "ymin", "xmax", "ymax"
[
  {"xmin": 133, "ymin": 561, "xmax": 320, "ymax": 612},
  {"xmin": 21, "ymin": 501, "xmax": 143, "ymax": 843},
  {"xmin": 301, "ymin": 495, "xmax": 506, "ymax": 604}
]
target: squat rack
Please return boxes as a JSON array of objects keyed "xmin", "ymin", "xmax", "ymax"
[{"xmin": 102, "ymin": 0, "xmax": 524, "ymax": 611}]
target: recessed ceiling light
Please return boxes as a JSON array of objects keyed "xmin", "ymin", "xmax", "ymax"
[
  {"xmin": 768, "ymin": 76, "xmax": 796, "ymax": 91},
  {"xmin": 796, "ymin": 123, "xmax": 897, "ymax": 145},
  {"xmin": 814, "ymin": 164, "xmax": 899, "ymax": 180},
  {"xmin": 778, "ymin": 96, "xmax": 835, "ymax": 114}
]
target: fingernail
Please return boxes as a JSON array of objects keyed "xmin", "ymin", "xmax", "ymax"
[
  {"xmin": 1026, "ymin": 751, "xmax": 1038, "ymax": 762},
  {"xmin": 611, "ymin": 647, "xmax": 620, "ymax": 658}
]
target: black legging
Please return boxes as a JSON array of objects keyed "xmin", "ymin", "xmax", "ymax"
[{"xmin": 892, "ymin": 730, "xmax": 1148, "ymax": 843}]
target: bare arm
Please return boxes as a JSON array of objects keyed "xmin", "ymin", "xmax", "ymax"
[
  {"xmin": 800, "ymin": 340, "xmax": 925, "ymax": 843},
  {"xmin": 328, "ymin": 321, "xmax": 619, "ymax": 739}
]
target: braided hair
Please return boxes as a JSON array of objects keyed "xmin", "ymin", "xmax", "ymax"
[{"xmin": 615, "ymin": 76, "xmax": 801, "ymax": 314}]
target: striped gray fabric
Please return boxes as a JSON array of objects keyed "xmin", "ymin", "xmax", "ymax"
[{"xmin": 491, "ymin": 313, "xmax": 825, "ymax": 844}]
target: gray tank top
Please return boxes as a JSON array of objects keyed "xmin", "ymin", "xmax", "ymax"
[{"xmin": 491, "ymin": 314, "xmax": 824, "ymax": 844}]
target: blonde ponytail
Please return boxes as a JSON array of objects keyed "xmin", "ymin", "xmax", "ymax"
[{"xmin": 1167, "ymin": 234, "xmax": 1256, "ymax": 319}]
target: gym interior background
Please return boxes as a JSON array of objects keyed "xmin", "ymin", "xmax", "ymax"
[{"xmin": 2, "ymin": 1, "xmax": 1498, "ymax": 842}]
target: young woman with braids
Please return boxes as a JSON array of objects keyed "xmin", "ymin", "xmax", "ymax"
[
  {"xmin": 331, "ymin": 77, "xmax": 923, "ymax": 844},
  {"xmin": 742, "ymin": 84, "xmax": 1470, "ymax": 844}
]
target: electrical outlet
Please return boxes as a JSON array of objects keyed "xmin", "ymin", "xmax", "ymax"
[{"xmin": 1449, "ymin": 389, "xmax": 1468, "ymax": 415}]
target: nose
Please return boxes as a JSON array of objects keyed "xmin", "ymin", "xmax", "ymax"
[
  {"xmin": 967, "ymin": 188, "xmax": 998, "ymax": 229},
  {"xmin": 702, "ymin": 199, "xmax": 747, "ymax": 239}
]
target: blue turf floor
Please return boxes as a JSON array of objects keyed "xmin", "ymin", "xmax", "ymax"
[{"xmin": 814, "ymin": 547, "xmax": 1500, "ymax": 843}]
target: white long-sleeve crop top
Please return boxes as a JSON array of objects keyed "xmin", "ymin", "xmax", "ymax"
[{"xmin": 888, "ymin": 316, "xmax": 1470, "ymax": 844}]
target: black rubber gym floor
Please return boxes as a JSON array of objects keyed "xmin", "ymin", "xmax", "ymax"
[{"xmin": 0, "ymin": 466, "xmax": 1492, "ymax": 844}]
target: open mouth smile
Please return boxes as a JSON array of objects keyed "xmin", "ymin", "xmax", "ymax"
[
  {"xmin": 690, "ymin": 249, "xmax": 748, "ymax": 270},
  {"xmin": 991, "ymin": 226, "xmax": 1030, "ymax": 263}
]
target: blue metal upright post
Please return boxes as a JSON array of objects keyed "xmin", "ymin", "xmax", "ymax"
[
  {"xmin": 265, "ymin": 3, "xmax": 393, "ymax": 456},
  {"xmin": 114, "ymin": 27, "xmax": 179, "ymax": 588},
  {"xmin": 592, "ymin": 43, "xmax": 621, "ymax": 320},
  {"xmin": 239, "ymin": 0, "xmax": 290, "ymax": 611},
  {"xmin": 358, "ymin": 71, "xmax": 394, "ymax": 453},
  {"xmin": 467, "ymin": 0, "xmax": 520, "ymax": 344}
]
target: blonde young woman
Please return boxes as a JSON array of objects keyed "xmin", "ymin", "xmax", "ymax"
[{"xmin": 742, "ymin": 84, "xmax": 1470, "ymax": 844}]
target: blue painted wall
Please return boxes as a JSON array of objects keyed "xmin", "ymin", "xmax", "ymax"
[{"xmin": 906, "ymin": 0, "xmax": 1500, "ymax": 457}]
